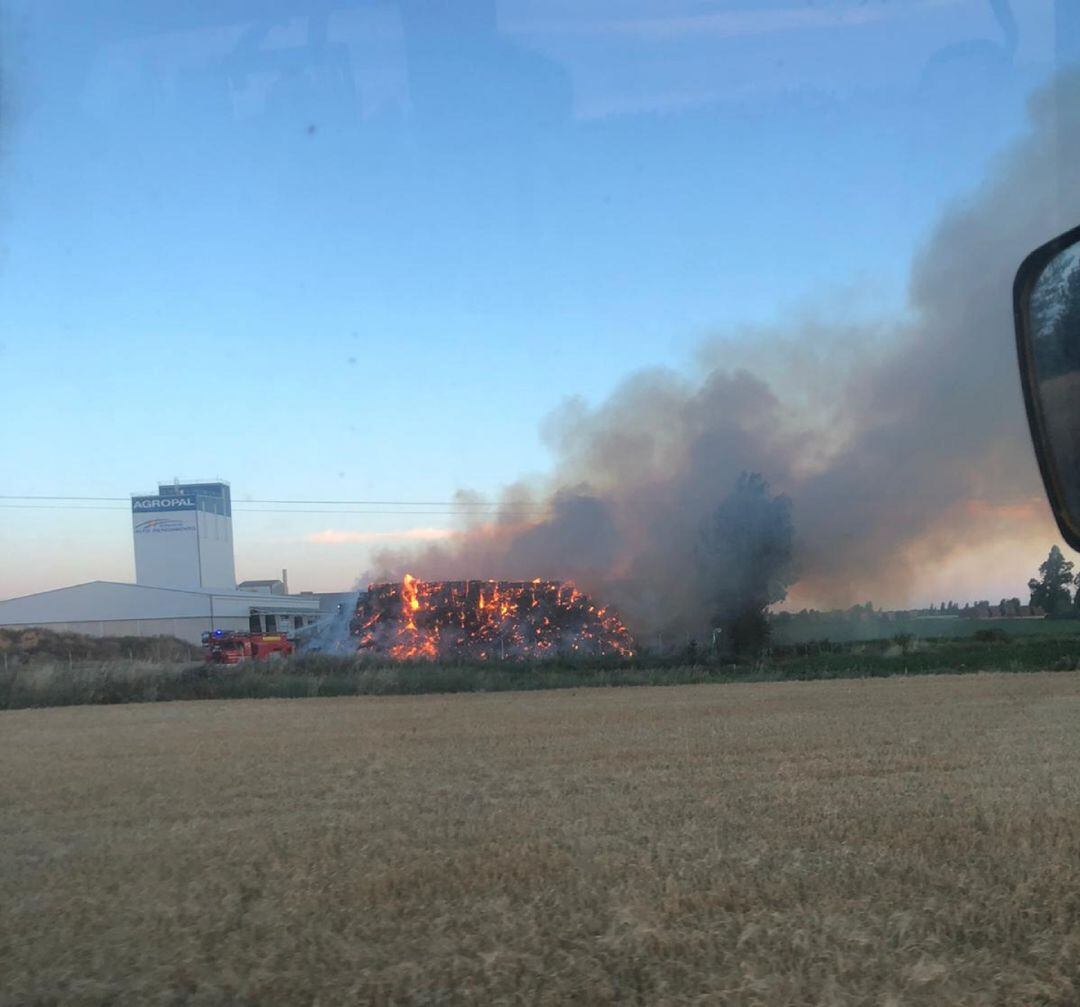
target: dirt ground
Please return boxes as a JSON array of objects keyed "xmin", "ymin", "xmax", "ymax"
[{"xmin": 4, "ymin": 673, "xmax": 1080, "ymax": 1005}]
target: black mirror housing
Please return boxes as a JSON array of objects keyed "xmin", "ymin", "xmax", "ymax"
[{"xmin": 1014, "ymin": 223, "xmax": 1080, "ymax": 551}]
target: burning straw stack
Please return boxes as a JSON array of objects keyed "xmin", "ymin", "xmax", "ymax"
[{"xmin": 350, "ymin": 576, "xmax": 634, "ymax": 660}]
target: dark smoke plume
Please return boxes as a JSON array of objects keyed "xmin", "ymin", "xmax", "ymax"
[{"xmin": 375, "ymin": 73, "xmax": 1080, "ymax": 638}]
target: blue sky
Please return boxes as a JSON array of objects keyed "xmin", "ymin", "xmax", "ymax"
[{"xmin": 0, "ymin": 0, "xmax": 1059, "ymax": 598}]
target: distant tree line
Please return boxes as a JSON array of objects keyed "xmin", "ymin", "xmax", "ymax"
[
  {"xmin": 773, "ymin": 544, "xmax": 1080, "ymax": 627},
  {"xmin": 772, "ymin": 597, "xmax": 1031, "ymax": 625},
  {"xmin": 706, "ymin": 473, "xmax": 1078, "ymax": 654}
]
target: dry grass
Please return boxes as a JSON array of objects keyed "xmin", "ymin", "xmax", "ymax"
[{"xmin": 3, "ymin": 673, "xmax": 1080, "ymax": 1005}]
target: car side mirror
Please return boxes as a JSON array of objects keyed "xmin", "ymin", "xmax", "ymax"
[{"xmin": 1015, "ymin": 224, "xmax": 1080, "ymax": 551}]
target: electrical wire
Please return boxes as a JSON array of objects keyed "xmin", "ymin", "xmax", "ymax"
[
  {"xmin": 0, "ymin": 502, "xmax": 544, "ymax": 516},
  {"xmin": 0, "ymin": 494, "xmax": 545, "ymax": 509}
]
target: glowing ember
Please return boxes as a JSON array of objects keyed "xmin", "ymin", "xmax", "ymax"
[{"xmin": 351, "ymin": 576, "xmax": 634, "ymax": 660}]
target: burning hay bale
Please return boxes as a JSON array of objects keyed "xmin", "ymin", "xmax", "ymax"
[{"xmin": 351, "ymin": 575, "xmax": 634, "ymax": 660}]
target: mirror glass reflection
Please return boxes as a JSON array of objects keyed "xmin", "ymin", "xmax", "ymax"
[{"xmin": 1030, "ymin": 244, "xmax": 1080, "ymax": 518}]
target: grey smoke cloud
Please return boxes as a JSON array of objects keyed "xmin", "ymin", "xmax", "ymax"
[{"xmin": 374, "ymin": 73, "xmax": 1079, "ymax": 636}]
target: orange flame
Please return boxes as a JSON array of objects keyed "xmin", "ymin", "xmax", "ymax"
[
  {"xmin": 403, "ymin": 573, "xmax": 421, "ymax": 613},
  {"xmin": 352, "ymin": 576, "xmax": 634, "ymax": 660}
]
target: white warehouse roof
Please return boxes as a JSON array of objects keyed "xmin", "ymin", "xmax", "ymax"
[{"xmin": 0, "ymin": 581, "xmax": 322, "ymax": 644}]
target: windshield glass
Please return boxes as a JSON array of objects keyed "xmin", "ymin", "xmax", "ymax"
[
  {"xmin": 9, "ymin": 6, "xmax": 1080, "ymax": 1006},
  {"xmin": 0, "ymin": 2, "xmax": 1075, "ymax": 629}
]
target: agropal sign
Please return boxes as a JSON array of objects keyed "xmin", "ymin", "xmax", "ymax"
[{"xmin": 132, "ymin": 496, "xmax": 196, "ymax": 512}]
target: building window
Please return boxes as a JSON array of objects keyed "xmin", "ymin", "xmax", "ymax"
[
  {"xmin": 264, "ymin": 614, "xmax": 277, "ymax": 632},
  {"xmin": 249, "ymin": 614, "xmax": 261, "ymax": 633}
]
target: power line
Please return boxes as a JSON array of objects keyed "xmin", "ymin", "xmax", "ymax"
[
  {"xmin": 0, "ymin": 495, "xmax": 126, "ymax": 502},
  {"xmin": 0, "ymin": 503, "xmax": 542, "ymax": 516},
  {"xmin": 232, "ymin": 508, "xmax": 534, "ymax": 516},
  {"xmin": 0, "ymin": 494, "xmax": 545, "ymax": 509},
  {"xmin": 0, "ymin": 504, "xmax": 127, "ymax": 511},
  {"xmin": 240, "ymin": 498, "xmax": 543, "ymax": 508}
]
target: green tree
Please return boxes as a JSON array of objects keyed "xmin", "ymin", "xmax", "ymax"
[
  {"xmin": 1029, "ymin": 545, "xmax": 1074, "ymax": 616},
  {"xmin": 697, "ymin": 472, "xmax": 795, "ymax": 655}
]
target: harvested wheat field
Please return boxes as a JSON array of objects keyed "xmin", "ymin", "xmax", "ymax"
[{"xmin": 4, "ymin": 673, "xmax": 1080, "ymax": 1005}]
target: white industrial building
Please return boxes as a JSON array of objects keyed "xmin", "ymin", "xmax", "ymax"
[{"xmin": 0, "ymin": 480, "xmax": 323, "ymax": 644}]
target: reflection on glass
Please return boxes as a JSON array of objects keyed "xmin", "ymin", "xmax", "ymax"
[{"xmin": 1031, "ymin": 244, "xmax": 1080, "ymax": 518}]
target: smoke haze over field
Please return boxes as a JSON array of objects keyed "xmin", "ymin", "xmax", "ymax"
[{"xmin": 374, "ymin": 74, "xmax": 1080, "ymax": 637}]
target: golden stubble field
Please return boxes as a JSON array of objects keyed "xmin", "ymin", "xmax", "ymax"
[{"xmin": 3, "ymin": 674, "xmax": 1080, "ymax": 1006}]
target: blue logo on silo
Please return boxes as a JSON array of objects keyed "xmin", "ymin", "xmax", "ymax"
[{"xmin": 134, "ymin": 518, "xmax": 191, "ymax": 534}]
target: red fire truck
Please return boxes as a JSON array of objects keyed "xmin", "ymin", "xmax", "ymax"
[{"xmin": 201, "ymin": 629, "xmax": 295, "ymax": 664}]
